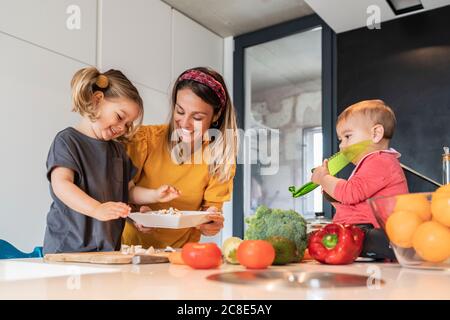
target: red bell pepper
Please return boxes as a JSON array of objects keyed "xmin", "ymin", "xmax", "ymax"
[{"xmin": 308, "ymin": 223, "xmax": 365, "ymax": 265}]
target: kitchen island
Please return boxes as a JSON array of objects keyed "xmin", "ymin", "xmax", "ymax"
[{"xmin": 0, "ymin": 258, "xmax": 449, "ymax": 299}]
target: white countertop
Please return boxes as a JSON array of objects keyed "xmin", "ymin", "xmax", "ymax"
[{"xmin": 0, "ymin": 258, "xmax": 449, "ymax": 299}]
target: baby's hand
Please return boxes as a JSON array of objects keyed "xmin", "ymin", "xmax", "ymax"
[
  {"xmin": 92, "ymin": 202, "xmax": 131, "ymax": 221},
  {"xmin": 155, "ymin": 185, "xmax": 181, "ymax": 203},
  {"xmin": 311, "ymin": 159, "xmax": 330, "ymax": 185}
]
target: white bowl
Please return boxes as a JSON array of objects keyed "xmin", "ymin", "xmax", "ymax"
[{"xmin": 128, "ymin": 211, "xmax": 211, "ymax": 229}]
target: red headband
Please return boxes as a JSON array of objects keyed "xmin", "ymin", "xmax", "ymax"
[{"xmin": 178, "ymin": 70, "xmax": 226, "ymax": 109}]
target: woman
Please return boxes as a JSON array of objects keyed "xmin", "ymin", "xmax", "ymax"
[{"xmin": 122, "ymin": 67, "xmax": 238, "ymax": 248}]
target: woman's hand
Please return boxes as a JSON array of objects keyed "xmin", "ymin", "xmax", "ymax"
[
  {"xmin": 92, "ymin": 202, "xmax": 131, "ymax": 221},
  {"xmin": 197, "ymin": 206, "xmax": 224, "ymax": 237},
  {"xmin": 133, "ymin": 205, "xmax": 156, "ymax": 234},
  {"xmin": 155, "ymin": 185, "xmax": 181, "ymax": 203}
]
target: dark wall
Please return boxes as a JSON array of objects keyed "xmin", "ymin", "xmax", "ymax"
[{"xmin": 337, "ymin": 5, "xmax": 450, "ymax": 191}]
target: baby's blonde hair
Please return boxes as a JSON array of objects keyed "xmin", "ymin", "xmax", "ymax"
[
  {"xmin": 71, "ymin": 67, "xmax": 144, "ymax": 142},
  {"xmin": 337, "ymin": 99, "xmax": 396, "ymax": 139}
]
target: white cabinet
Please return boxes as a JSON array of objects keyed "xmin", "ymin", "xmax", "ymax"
[
  {"xmin": 101, "ymin": 0, "xmax": 172, "ymax": 94},
  {"xmin": 172, "ymin": 10, "xmax": 223, "ymax": 78},
  {"xmin": 0, "ymin": 0, "xmax": 226, "ymax": 251},
  {"xmin": 0, "ymin": 33, "xmax": 85, "ymax": 251},
  {"xmin": 0, "ymin": 0, "xmax": 97, "ymax": 65},
  {"xmin": 136, "ymin": 84, "xmax": 170, "ymax": 125}
]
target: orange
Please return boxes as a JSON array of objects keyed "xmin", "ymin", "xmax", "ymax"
[
  {"xmin": 394, "ymin": 194, "xmax": 431, "ymax": 221},
  {"xmin": 386, "ymin": 210, "xmax": 423, "ymax": 248},
  {"xmin": 435, "ymin": 183, "xmax": 450, "ymax": 194},
  {"xmin": 412, "ymin": 221, "xmax": 450, "ymax": 263},
  {"xmin": 431, "ymin": 192, "xmax": 450, "ymax": 227},
  {"xmin": 168, "ymin": 251, "xmax": 186, "ymax": 265}
]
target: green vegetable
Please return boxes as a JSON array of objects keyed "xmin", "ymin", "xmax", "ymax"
[
  {"xmin": 222, "ymin": 237, "xmax": 243, "ymax": 264},
  {"xmin": 266, "ymin": 236, "xmax": 297, "ymax": 265},
  {"xmin": 244, "ymin": 206, "xmax": 308, "ymax": 261}
]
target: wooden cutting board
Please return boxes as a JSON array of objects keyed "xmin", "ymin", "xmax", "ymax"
[{"xmin": 44, "ymin": 251, "xmax": 170, "ymax": 264}]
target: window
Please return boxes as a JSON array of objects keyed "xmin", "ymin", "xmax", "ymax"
[{"xmin": 302, "ymin": 127, "xmax": 323, "ymax": 218}]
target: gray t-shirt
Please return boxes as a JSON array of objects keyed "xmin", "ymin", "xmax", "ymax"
[{"xmin": 43, "ymin": 127, "xmax": 136, "ymax": 254}]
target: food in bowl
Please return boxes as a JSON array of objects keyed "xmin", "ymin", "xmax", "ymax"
[
  {"xmin": 144, "ymin": 207, "xmax": 181, "ymax": 215},
  {"xmin": 369, "ymin": 186, "xmax": 450, "ymax": 268}
]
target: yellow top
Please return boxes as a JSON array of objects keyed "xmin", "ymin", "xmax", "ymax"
[{"xmin": 122, "ymin": 124, "xmax": 235, "ymax": 248}]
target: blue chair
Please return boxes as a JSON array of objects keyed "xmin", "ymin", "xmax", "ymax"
[{"xmin": 0, "ymin": 240, "xmax": 43, "ymax": 259}]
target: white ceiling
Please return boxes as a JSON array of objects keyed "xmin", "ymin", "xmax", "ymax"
[
  {"xmin": 305, "ymin": 0, "xmax": 450, "ymax": 33},
  {"xmin": 162, "ymin": 0, "xmax": 314, "ymax": 37}
]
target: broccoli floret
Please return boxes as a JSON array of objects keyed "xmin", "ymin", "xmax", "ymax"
[{"xmin": 244, "ymin": 205, "xmax": 308, "ymax": 261}]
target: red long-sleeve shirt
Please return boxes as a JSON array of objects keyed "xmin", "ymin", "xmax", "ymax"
[{"xmin": 332, "ymin": 149, "xmax": 409, "ymax": 228}]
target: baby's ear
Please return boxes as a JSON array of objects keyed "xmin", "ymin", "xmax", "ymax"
[{"xmin": 372, "ymin": 124, "xmax": 384, "ymax": 143}]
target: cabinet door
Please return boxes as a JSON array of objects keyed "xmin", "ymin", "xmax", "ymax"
[
  {"xmin": 136, "ymin": 84, "xmax": 170, "ymax": 125},
  {"xmin": 0, "ymin": 0, "xmax": 97, "ymax": 65},
  {"xmin": 172, "ymin": 10, "xmax": 223, "ymax": 78},
  {"xmin": 101, "ymin": 0, "xmax": 172, "ymax": 93}
]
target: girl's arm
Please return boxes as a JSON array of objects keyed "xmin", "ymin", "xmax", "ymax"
[
  {"xmin": 51, "ymin": 167, "xmax": 130, "ymax": 221},
  {"xmin": 128, "ymin": 181, "xmax": 180, "ymax": 204}
]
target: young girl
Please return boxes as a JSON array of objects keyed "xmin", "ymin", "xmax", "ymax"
[{"xmin": 43, "ymin": 67, "xmax": 179, "ymax": 254}]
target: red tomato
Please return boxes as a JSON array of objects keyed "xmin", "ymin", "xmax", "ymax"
[
  {"xmin": 181, "ymin": 242, "xmax": 222, "ymax": 269},
  {"xmin": 237, "ymin": 240, "xmax": 275, "ymax": 269}
]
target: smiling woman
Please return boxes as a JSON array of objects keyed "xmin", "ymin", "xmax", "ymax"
[{"xmin": 122, "ymin": 67, "xmax": 239, "ymax": 249}]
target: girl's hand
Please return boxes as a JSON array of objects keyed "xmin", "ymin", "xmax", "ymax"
[
  {"xmin": 92, "ymin": 202, "xmax": 130, "ymax": 221},
  {"xmin": 133, "ymin": 205, "xmax": 156, "ymax": 234},
  {"xmin": 197, "ymin": 207, "xmax": 224, "ymax": 237},
  {"xmin": 155, "ymin": 185, "xmax": 181, "ymax": 203},
  {"xmin": 311, "ymin": 159, "xmax": 330, "ymax": 185}
]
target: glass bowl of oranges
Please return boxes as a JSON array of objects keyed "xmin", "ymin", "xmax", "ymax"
[{"xmin": 368, "ymin": 185, "xmax": 450, "ymax": 270}]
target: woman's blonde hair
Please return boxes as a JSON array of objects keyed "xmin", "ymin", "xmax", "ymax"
[
  {"xmin": 167, "ymin": 67, "xmax": 238, "ymax": 182},
  {"xmin": 71, "ymin": 67, "xmax": 144, "ymax": 142}
]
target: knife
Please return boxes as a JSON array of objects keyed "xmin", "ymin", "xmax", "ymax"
[
  {"xmin": 288, "ymin": 140, "xmax": 372, "ymax": 198},
  {"xmin": 132, "ymin": 254, "xmax": 169, "ymax": 264}
]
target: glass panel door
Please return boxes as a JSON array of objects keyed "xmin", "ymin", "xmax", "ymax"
[{"xmin": 243, "ymin": 27, "xmax": 323, "ymax": 225}]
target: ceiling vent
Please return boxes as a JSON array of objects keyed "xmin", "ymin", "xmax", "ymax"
[{"xmin": 386, "ymin": 0, "xmax": 424, "ymax": 15}]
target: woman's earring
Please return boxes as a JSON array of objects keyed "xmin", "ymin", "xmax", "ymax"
[{"xmin": 212, "ymin": 120, "xmax": 219, "ymax": 127}]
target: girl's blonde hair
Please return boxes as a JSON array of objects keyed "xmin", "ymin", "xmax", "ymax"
[
  {"xmin": 71, "ymin": 67, "xmax": 144, "ymax": 142},
  {"xmin": 167, "ymin": 67, "xmax": 238, "ymax": 183}
]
